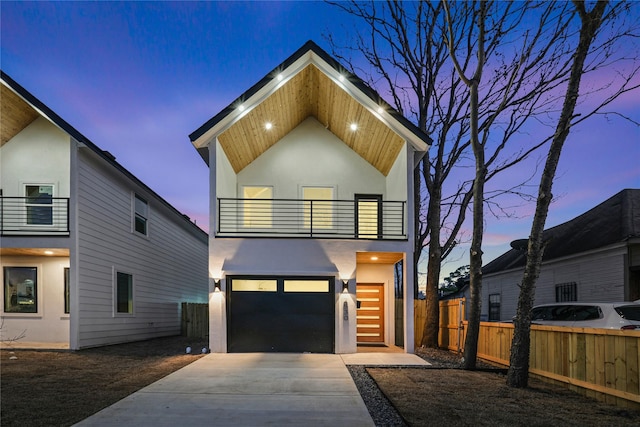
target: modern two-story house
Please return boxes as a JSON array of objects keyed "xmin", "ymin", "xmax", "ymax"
[
  {"xmin": 1, "ymin": 71, "xmax": 208, "ymax": 349},
  {"xmin": 189, "ymin": 41, "xmax": 430, "ymax": 354},
  {"xmin": 481, "ymin": 189, "xmax": 640, "ymax": 321}
]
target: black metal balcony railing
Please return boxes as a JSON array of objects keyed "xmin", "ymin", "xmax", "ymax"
[
  {"xmin": 217, "ymin": 198, "xmax": 406, "ymax": 239},
  {"xmin": 0, "ymin": 197, "xmax": 70, "ymax": 236}
]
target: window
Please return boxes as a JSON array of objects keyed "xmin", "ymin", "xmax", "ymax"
[
  {"xmin": 488, "ymin": 293, "xmax": 501, "ymax": 321},
  {"xmin": 4, "ymin": 267, "xmax": 37, "ymax": 313},
  {"xmin": 555, "ymin": 282, "xmax": 577, "ymax": 302},
  {"xmin": 134, "ymin": 194, "xmax": 148, "ymax": 235},
  {"xmin": 232, "ymin": 279, "xmax": 277, "ymax": 292},
  {"xmin": 115, "ymin": 271, "xmax": 133, "ymax": 314},
  {"xmin": 25, "ymin": 185, "xmax": 53, "ymax": 225},
  {"xmin": 242, "ymin": 186, "xmax": 272, "ymax": 228},
  {"xmin": 283, "ymin": 280, "xmax": 329, "ymax": 292},
  {"xmin": 64, "ymin": 267, "xmax": 70, "ymax": 314},
  {"xmin": 302, "ymin": 187, "xmax": 334, "ymax": 230},
  {"xmin": 356, "ymin": 194, "xmax": 382, "ymax": 238}
]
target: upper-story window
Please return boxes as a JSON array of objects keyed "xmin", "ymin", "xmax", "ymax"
[
  {"xmin": 134, "ymin": 194, "xmax": 148, "ymax": 235},
  {"xmin": 242, "ymin": 186, "xmax": 272, "ymax": 228},
  {"xmin": 25, "ymin": 184, "xmax": 53, "ymax": 225},
  {"xmin": 302, "ymin": 186, "xmax": 334, "ymax": 230}
]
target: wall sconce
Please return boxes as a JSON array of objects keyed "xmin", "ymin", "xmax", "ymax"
[
  {"xmin": 214, "ymin": 279, "xmax": 221, "ymax": 292},
  {"xmin": 342, "ymin": 279, "xmax": 349, "ymax": 293}
]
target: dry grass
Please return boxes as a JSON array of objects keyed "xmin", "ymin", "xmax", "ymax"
[
  {"xmin": 372, "ymin": 348, "xmax": 640, "ymax": 427},
  {"xmin": 0, "ymin": 336, "xmax": 206, "ymax": 427}
]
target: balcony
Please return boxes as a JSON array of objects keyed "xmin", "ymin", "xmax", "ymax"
[
  {"xmin": 1, "ymin": 197, "xmax": 70, "ymax": 236},
  {"xmin": 217, "ymin": 198, "xmax": 406, "ymax": 239}
]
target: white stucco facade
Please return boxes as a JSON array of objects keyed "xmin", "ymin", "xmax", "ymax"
[{"xmin": 207, "ymin": 118, "xmax": 418, "ymax": 354}]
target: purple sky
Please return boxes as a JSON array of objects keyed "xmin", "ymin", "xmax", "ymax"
[{"xmin": 2, "ymin": 1, "xmax": 639, "ymax": 281}]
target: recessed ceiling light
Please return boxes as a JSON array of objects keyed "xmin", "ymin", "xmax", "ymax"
[
  {"xmin": 44, "ymin": 250, "xmax": 54, "ymax": 255},
  {"xmin": 377, "ymin": 106, "xmax": 384, "ymax": 114},
  {"xmin": 277, "ymin": 74, "xmax": 283, "ymax": 81},
  {"xmin": 339, "ymin": 75, "xmax": 345, "ymax": 82},
  {"xmin": 371, "ymin": 256, "xmax": 379, "ymax": 261},
  {"xmin": 265, "ymin": 122, "xmax": 273, "ymax": 130},
  {"xmin": 238, "ymin": 105, "xmax": 245, "ymax": 112},
  {"xmin": 350, "ymin": 123, "xmax": 358, "ymax": 131}
]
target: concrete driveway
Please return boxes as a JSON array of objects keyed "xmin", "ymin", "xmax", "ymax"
[{"xmin": 74, "ymin": 352, "xmax": 426, "ymax": 426}]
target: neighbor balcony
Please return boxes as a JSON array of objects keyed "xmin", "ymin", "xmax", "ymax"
[
  {"xmin": 0, "ymin": 197, "xmax": 70, "ymax": 236},
  {"xmin": 217, "ymin": 198, "xmax": 406, "ymax": 239}
]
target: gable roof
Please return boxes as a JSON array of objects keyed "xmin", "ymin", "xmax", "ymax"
[
  {"xmin": 189, "ymin": 40, "xmax": 430, "ymax": 175},
  {"xmin": 483, "ymin": 189, "xmax": 640, "ymax": 274},
  {"xmin": 1, "ymin": 70, "xmax": 207, "ymax": 239}
]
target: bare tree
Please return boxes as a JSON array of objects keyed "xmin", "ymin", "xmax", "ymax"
[
  {"xmin": 508, "ymin": 0, "xmax": 640, "ymax": 388},
  {"xmin": 326, "ymin": 1, "xmax": 474, "ymax": 348},
  {"xmin": 326, "ymin": 0, "xmax": 563, "ymax": 349},
  {"xmin": 439, "ymin": 0, "xmax": 624, "ymax": 368},
  {"xmin": 327, "ymin": 1, "xmax": 636, "ymax": 358}
]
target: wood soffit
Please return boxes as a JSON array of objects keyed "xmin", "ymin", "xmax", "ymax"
[
  {"xmin": 356, "ymin": 252, "xmax": 404, "ymax": 265},
  {"xmin": 217, "ymin": 64, "xmax": 405, "ymax": 176},
  {"xmin": 1, "ymin": 83, "xmax": 39, "ymax": 147},
  {"xmin": 0, "ymin": 248, "xmax": 70, "ymax": 257}
]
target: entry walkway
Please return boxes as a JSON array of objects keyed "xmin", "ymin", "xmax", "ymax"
[{"xmin": 75, "ymin": 352, "xmax": 427, "ymax": 426}]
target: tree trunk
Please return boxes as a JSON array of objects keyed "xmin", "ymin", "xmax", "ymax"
[
  {"xmin": 507, "ymin": 0, "xmax": 609, "ymax": 388},
  {"xmin": 421, "ymin": 184, "xmax": 442, "ymax": 348},
  {"xmin": 463, "ymin": 79, "xmax": 484, "ymax": 370}
]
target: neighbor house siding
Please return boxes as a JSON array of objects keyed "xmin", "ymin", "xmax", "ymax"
[
  {"xmin": 75, "ymin": 149, "xmax": 207, "ymax": 348},
  {"xmin": 482, "ymin": 245, "xmax": 627, "ymax": 321}
]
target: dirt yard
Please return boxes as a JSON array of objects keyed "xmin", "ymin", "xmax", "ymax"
[
  {"xmin": 1, "ymin": 336, "xmax": 207, "ymax": 427},
  {"xmin": 2, "ymin": 337, "xmax": 640, "ymax": 426}
]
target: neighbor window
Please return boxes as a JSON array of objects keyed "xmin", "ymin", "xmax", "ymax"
[
  {"xmin": 555, "ymin": 282, "xmax": 577, "ymax": 302},
  {"xmin": 488, "ymin": 293, "xmax": 501, "ymax": 321},
  {"xmin": 25, "ymin": 184, "xmax": 53, "ymax": 225},
  {"xmin": 302, "ymin": 187, "xmax": 334, "ymax": 230},
  {"xmin": 64, "ymin": 267, "xmax": 70, "ymax": 314},
  {"xmin": 134, "ymin": 194, "xmax": 148, "ymax": 235},
  {"xmin": 356, "ymin": 194, "xmax": 382, "ymax": 238},
  {"xmin": 242, "ymin": 186, "xmax": 272, "ymax": 228},
  {"xmin": 115, "ymin": 271, "xmax": 133, "ymax": 314},
  {"xmin": 4, "ymin": 267, "xmax": 38, "ymax": 313}
]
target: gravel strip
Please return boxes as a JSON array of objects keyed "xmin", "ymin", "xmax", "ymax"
[{"xmin": 348, "ymin": 365, "xmax": 408, "ymax": 427}]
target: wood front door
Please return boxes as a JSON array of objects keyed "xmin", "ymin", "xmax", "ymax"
[{"xmin": 356, "ymin": 283, "xmax": 385, "ymax": 343}]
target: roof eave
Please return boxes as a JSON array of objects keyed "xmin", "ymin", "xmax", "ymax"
[{"xmin": 189, "ymin": 41, "xmax": 431, "ymax": 157}]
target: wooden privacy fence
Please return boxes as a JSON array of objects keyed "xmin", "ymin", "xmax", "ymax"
[
  {"xmin": 181, "ymin": 303, "xmax": 208, "ymax": 339},
  {"xmin": 414, "ymin": 298, "xmax": 465, "ymax": 350},
  {"xmin": 415, "ymin": 298, "xmax": 640, "ymax": 409}
]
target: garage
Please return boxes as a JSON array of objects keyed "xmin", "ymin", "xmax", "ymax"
[{"xmin": 227, "ymin": 276, "xmax": 335, "ymax": 353}]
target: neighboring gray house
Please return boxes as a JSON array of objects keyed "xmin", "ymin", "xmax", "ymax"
[
  {"xmin": 1, "ymin": 71, "xmax": 208, "ymax": 349},
  {"xmin": 482, "ymin": 189, "xmax": 640, "ymax": 322},
  {"xmin": 189, "ymin": 41, "xmax": 430, "ymax": 354}
]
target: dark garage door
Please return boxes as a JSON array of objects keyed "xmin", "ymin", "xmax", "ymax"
[{"xmin": 227, "ymin": 276, "xmax": 335, "ymax": 353}]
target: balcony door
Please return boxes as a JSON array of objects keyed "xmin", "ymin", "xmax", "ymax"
[
  {"xmin": 355, "ymin": 194, "xmax": 382, "ymax": 238},
  {"xmin": 242, "ymin": 186, "xmax": 272, "ymax": 229}
]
